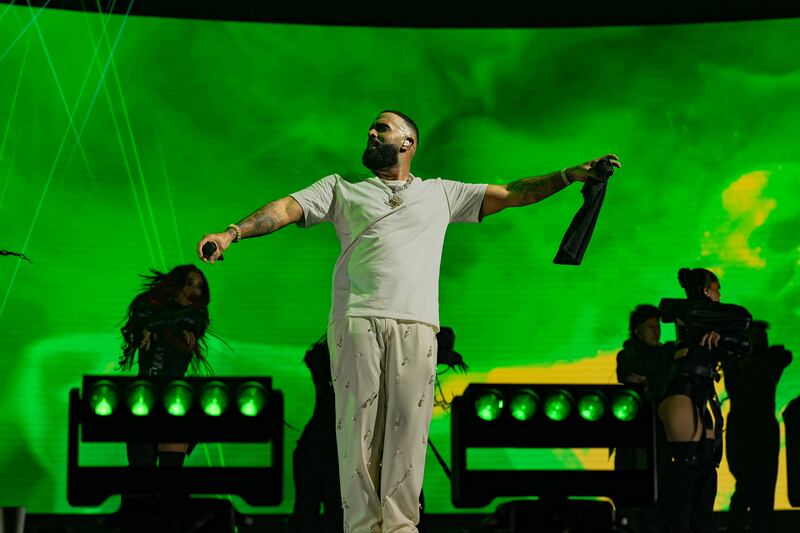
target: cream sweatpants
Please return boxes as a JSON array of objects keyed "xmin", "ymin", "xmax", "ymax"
[{"xmin": 327, "ymin": 316, "xmax": 437, "ymax": 533}]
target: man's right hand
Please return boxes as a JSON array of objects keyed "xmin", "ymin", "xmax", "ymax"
[{"xmin": 197, "ymin": 230, "xmax": 234, "ymax": 264}]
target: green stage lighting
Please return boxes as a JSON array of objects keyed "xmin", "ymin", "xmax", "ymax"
[
  {"xmin": 544, "ymin": 390, "xmax": 573, "ymax": 421},
  {"xmin": 612, "ymin": 391, "xmax": 640, "ymax": 421},
  {"xmin": 474, "ymin": 389, "xmax": 504, "ymax": 421},
  {"xmin": 88, "ymin": 380, "xmax": 118, "ymax": 416},
  {"xmin": 510, "ymin": 389, "xmax": 539, "ymax": 421},
  {"xmin": 164, "ymin": 381, "xmax": 193, "ymax": 416},
  {"xmin": 237, "ymin": 382, "xmax": 267, "ymax": 416},
  {"xmin": 578, "ymin": 392, "xmax": 606, "ymax": 421},
  {"xmin": 200, "ymin": 381, "xmax": 230, "ymax": 416},
  {"xmin": 452, "ymin": 383, "xmax": 656, "ymax": 509},
  {"xmin": 71, "ymin": 375, "xmax": 283, "ymax": 508},
  {"xmin": 126, "ymin": 381, "xmax": 156, "ymax": 416}
]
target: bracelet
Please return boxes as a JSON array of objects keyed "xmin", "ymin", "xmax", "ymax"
[
  {"xmin": 560, "ymin": 168, "xmax": 571, "ymax": 186},
  {"xmin": 227, "ymin": 223, "xmax": 242, "ymax": 242}
]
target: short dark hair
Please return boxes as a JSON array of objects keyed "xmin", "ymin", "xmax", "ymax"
[
  {"xmin": 381, "ymin": 109, "xmax": 419, "ymax": 143},
  {"xmin": 678, "ymin": 267, "xmax": 719, "ymax": 300},
  {"xmin": 629, "ymin": 304, "xmax": 660, "ymax": 336}
]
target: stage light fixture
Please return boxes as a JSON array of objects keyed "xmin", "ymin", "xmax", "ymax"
[
  {"xmin": 163, "ymin": 380, "xmax": 193, "ymax": 416},
  {"xmin": 237, "ymin": 381, "xmax": 267, "ymax": 416},
  {"xmin": 126, "ymin": 380, "xmax": 156, "ymax": 416},
  {"xmin": 474, "ymin": 388, "xmax": 504, "ymax": 421},
  {"xmin": 577, "ymin": 391, "xmax": 605, "ymax": 422},
  {"xmin": 611, "ymin": 390, "xmax": 640, "ymax": 422},
  {"xmin": 69, "ymin": 375, "xmax": 283, "ymax": 508},
  {"xmin": 88, "ymin": 380, "xmax": 119, "ymax": 416},
  {"xmin": 451, "ymin": 383, "xmax": 655, "ymax": 509},
  {"xmin": 509, "ymin": 389, "xmax": 538, "ymax": 421},
  {"xmin": 199, "ymin": 381, "xmax": 230, "ymax": 416},
  {"xmin": 543, "ymin": 389, "xmax": 572, "ymax": 421}
]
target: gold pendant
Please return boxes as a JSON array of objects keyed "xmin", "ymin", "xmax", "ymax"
[{"xmin": 387, "ymin": 194, "xmax": 403, "ymax": 208}]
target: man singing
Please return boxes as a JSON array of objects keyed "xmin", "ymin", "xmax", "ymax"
[{"xmin": 197, "ymin": 110, "xmax": 620, "ymax": 532}]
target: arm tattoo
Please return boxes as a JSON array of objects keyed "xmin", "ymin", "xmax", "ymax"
[
  {"xmin": 505, "ymin": 172, "xmax": 566, "ymax": 205},
  {"xmin": 237, "ymin": 200, "xmax": 285, "ymax": 238}
]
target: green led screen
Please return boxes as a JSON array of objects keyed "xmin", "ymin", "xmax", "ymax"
[{"xmin": 0, "ymin": 4, "xmax": 798, "ymax": 515}]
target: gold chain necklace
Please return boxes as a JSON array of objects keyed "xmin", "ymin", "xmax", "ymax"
[{"xmin": 380, "ymin": 176, "xmax": 414, "ymax": 208}]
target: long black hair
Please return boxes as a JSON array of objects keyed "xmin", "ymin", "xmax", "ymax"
[
  {"xmin": 119, "ymin": 264, "xmax": 211, "ymax": 373},
  {"xmin": 677, "ymin": 267, "xmax": 718, "ymax": 301}
]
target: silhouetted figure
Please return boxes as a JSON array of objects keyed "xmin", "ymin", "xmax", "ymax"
[
  {"xmin": 435, "ymin": 327, "xmax": 468, "ymax": 374},
  {"xmin": 614, "ymin": 304, "xmax": 674, "ymax": 533},
  {"xmin": 724, "ymin": 321, "xmax": 792, "ymax": 533},
  {"xmin": 291, "ymin": 337, "xmax": 342, "ymax": 533},
  {"xmin": 617, "ymin": 305, "xmax": 675, "ymax": 404}
]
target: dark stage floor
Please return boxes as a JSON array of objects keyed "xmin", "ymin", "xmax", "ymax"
[{"xmin": 17, "ymin": 510, "xmax": 800, "ymax": 533}]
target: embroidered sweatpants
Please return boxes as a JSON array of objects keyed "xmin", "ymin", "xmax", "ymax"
[{"xmin": 327, "ymin": 316, "xmax": 437, "ymax": 533}]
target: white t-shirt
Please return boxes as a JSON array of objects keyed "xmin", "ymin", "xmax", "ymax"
[{"xmin": 290, "ymin": 174, "xmax": 487, "ymax": 329}]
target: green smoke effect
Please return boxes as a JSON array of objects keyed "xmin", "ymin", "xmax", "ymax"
[{"xmin": 1, "ymin": 5, "xmax": 798, "ymax": 514}]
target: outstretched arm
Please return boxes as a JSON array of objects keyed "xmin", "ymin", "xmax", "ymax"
[
  {"xmin": 197, "ymin": 196, "xmax": 304, "ymax": 263},
  {"xmin": 235, "ymin": 196, "xmax": 304, "ymax": 238},
  {"xmin": 480, "ymin": 154, "xmax": 620, "ymax": 218}
]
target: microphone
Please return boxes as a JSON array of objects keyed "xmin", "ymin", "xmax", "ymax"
[
  {"xmin": 202, "ymin": 241, "xmax": 224, "ymax": 262},
  {"xmin": 592, "ymin": 158, "xmax": 615, "ymax": 179}
]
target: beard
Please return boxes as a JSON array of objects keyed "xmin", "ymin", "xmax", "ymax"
[{"xmin": 362, "ymin": 142, "xmax": 399, "ymax": 172}]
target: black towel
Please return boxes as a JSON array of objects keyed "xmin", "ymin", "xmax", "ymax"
[{"xmin": 553, "ymin": 178, "xmax": 608, "ymax": 265}]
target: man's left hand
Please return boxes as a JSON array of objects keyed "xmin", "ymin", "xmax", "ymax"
[{"xmin": 567, "ymin": 154, "xmax": 621, "ymax": 182}]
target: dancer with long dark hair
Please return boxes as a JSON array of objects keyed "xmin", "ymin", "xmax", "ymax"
[{"xmin": 120, "ymin": 264, "xmax": 212, "ymax": 468}]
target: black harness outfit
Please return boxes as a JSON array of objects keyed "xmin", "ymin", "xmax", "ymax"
[{"xmin": 658, "ymin": 299, "xmax": 752, "ymax": 533}]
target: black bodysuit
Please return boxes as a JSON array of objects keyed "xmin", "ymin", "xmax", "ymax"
[
  {"xmin": 131, "ymin": 298, "xmax": 208, "ymax": 377},
  {"xmin": 658, "ymin": 298, "xmax": 752, "ymax": 533},
  {"xmin": 662, "ymin": 299, "xmax": 752, "ymax": 462},
  {"xmin": 126, "ymin": 298, "xmax": 209, "ymax": 469}
]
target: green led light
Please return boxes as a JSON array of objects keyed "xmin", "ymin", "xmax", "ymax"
[
  {"xmin": 509, "ymin": 390, "xmax": 538, "ymax": 421},
  {"xmin": 578, "ymin": 392, "xmax": 606, "ymax": 421},
  {"xmin": 88, "ymin": 381, "xmax": 119, "ymax": 416},
  {"xmin": 474, "ymin": 389, "xmax": 504, "ymax": 421},
  {"xmin": 163, "ymin": 381, "xmax": 193, "ymax": 416},
  {"xmin": 126, "ymin": 381, "xmax": 156, "ymax": 416},
  {"xmin": 200, "ymin": 381, "xmax": 230, "ymax": 416},
  {"xmin": 237, "ymin": 382, "xmax": 267, "ymax": 416},
  {"xmin": 612, "ymin": 391, "xmax": 641, "ymax": 422},
  {"xmin": 544, "ymin": 390, "xmax": 573, "ymax": 421}
]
